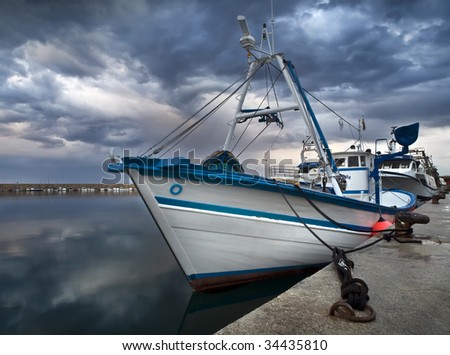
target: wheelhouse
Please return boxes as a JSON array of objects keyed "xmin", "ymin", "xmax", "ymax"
[{"xmin": 334, "ymin": 151, "xmax": 374, "ymax": 169}]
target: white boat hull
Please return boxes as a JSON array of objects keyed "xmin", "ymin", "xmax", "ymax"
[
  {"xmin": 163, "ymin": 204, "xmax": 367, "ymax": 290},
  {"xmin": 126, "ymin": 168, "xmax": 413, "ymax": 291},
  {"xmin": 380, "ymin": 171, "xmax": 439, "ymax": 201}
]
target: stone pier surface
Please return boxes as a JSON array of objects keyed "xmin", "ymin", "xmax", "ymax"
[{"xmin": 217, "ymin": 198, "xmax": 450, "ymax": 335}]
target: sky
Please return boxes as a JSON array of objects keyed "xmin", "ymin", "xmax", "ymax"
[{"xmin": 1, "ymin": 0, "xmax": 449, "ymax": 183}]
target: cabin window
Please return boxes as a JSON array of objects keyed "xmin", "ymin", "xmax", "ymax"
[
  {"xmin": 348, "ymin": 156, "xmax": 359, "ymax": 167},
  {"xmin": 391, "ymin": 161, "xmax": 401, "ymax": 169},
  {"xmin": 400, "ymin": 162, "xmax": 409, "ymax": 168},
  {"xmin": 360, "ymin": 156, "xmax": 366, "ymax": 167},
  {"xmin": 335, "ymin": 158, "xmax": 346, "ymax": 167}
]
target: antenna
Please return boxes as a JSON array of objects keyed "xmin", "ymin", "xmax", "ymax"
[
  {"xmin": 270, "ymin": 0, "xmax": 275, "ymax": 52},
  {"xmin": 237, "ymin": 15, "xmax": 250, "ymax": 36}
]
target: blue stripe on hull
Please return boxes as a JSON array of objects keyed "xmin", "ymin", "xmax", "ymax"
[
  {"xmin": 156, "ymin": 196, "xmax": 372, "ymax": 232},
  {"xmin": 343, "ymin": 190, "xmax": 369, "ymax": 194}
]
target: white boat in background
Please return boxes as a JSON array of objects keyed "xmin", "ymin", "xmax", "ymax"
[
  {"xmin": 377, "ymin": 130, "xmax": 439, "ymax": 201},
  {"xmin": 109, "ymin": 15, "xmax": 416, "ymax": 291},
  {"xmin": 410, "ymin": 147, "xmax": 447, "ymax": 197},
  {"xmin": 333, "ymin": 149, "xmax": 375, "ymax": 201},
  {"xmin": 272, "ymin": 137, "xmax": 420, "ymax": 207},
  {"xmin": 378, "ymin": 156, "xmax": 438, "ymax": 201}
]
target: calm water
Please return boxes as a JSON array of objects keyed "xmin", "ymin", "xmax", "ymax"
[{"xmin": 0, "ymin": 193, "xmax": 308, "ymax": 334}]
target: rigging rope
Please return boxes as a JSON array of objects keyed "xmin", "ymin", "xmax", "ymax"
[
  {"xmin": 140, "ymin": 75, "xmax": 243, "ymax": 156},
  {"xmin": 304, "ymin": 89, "xmax": 359, "ymax": 132},
  {"xmin": 303, "ymin": 88, "xmax": 367, "ymax": 151},
  {"xmin": 140, "ymin": 66, "xmax": 262, "ymax": 157},
  {"xmin": 232, "ymin": 62, "xmax": 284, "ymax": 155},
  {"xmin": 235, "ymin": 124, "xmax": 271, "ymax": 158},
  {"xmin": 231, "ymin": 117, "xmax": 253, "ymax": 152},
  {"xmin": 158, "ymin": 88, "xmax": 238, "ymax": 157}
]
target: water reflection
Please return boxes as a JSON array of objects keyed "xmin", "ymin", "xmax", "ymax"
[
  {"xmin": 179, "ymin": 274, "xmax": 308, "ymax": 334},
  {"xmin": 0, "ymin": 194, "xmax": 309, "ymax": 334}
]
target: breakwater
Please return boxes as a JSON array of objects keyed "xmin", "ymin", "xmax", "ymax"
[{"xmin": 0, "ymin": 183, "xmax": 136, "ymax": 193}]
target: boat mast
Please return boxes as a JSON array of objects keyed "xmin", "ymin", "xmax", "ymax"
[
  {"xmin": 223, "ymin": 60, "xmax": 259, "ymax": 151},
  {"xmin": 277, "ymin": 57, "xmax": 343, "ymax": 196},
  {"xmin": 223, "ymin": 16, "xmax": 260, "ymax": 152},
  {"xmin": 228, "ymin": 15, "xmax": 343, "ymax": 195},
  {"xmin": 270, "ymin": 0, "xmax": 275, "ymax": 53}
]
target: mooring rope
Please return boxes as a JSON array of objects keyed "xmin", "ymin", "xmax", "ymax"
[
  {"xmin": 274, "ymin": 180, "xmax": 423, "ymax": 322},
  {"xmin": 329, "ymin": 247, "xmax": 376, "ymax": 322}
]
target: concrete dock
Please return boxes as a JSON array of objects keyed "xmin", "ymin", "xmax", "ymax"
[{"xmin": 217, "ymin": 198, "xmax": 450, "ymax": 335}]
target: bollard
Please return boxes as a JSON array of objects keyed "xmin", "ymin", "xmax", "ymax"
[{"xmin": 395, "ymin": 211, "xmax": 430, "ymax": 236}]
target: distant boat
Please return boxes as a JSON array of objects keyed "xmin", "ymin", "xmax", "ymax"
[
  {"xmin": 379, "ymin": 157, "xmax": 439, "ymax": 201},
  {"xmin": 377, "ymin": 130, "xmax": 439, "ymax": 201},
  {"xmin": 109, "ymin": 15, "xmax": 416, "ymax": 291}
]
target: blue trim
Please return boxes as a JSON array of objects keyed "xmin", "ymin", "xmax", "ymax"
[
  {"xmin": 285, "ymin": 60, "xmax": 337, "ymax": 172},
  {"xmin": 156, "ymin": 195, "xmax": 373, "ymax": 232},
  {"xmin": 371, "ymin": 146, "xmax": 409, "ymax": 204},
  {"xmin": 109, "ymin": 157, "xmax": 416, "ymax": 213},
  {"xmin": 343, "ymin": 190, "xmax": 369, "ymax": 194},
  {"xmin": 188, "ymin": 262, "xmax": 329, "ymax": 281},
  {"xmin": 370, "ymin": 124, "xmax": 419, "ymax": 205}
]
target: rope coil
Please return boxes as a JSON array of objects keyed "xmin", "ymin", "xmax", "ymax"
[{"xmin": 330, "ymin": 247, "xmax": 376, "ymax": 322}]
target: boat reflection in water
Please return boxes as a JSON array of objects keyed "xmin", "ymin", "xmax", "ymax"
[
  {"xmin": 0, "ymin": 193, "xmax": 310, "ymax": 334},
  {"xmin": 179, "ymin": 273, "xmax": 311, "ymax": 334}
]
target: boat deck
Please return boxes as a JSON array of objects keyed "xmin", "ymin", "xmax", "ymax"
[{"xmin": 217, "ymin": 198, "xmax": 450, "ymax": 335}]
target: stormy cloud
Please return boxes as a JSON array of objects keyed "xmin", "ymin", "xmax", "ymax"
[{"xmin": 0, "ymin": 0, "xmax": 449, "ymax": 182}]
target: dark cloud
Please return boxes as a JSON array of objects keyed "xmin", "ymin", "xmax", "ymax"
[
  {"xmin": 20, "ymin": 132, "xmax": 65, "ymax": 148},
  {"xmin": 0, "ymin": 0, "xmax": 109, "ymax": 49},
  {"xmin": 0, "ymin": 0, "xmax": 449, "ymax": 180}
]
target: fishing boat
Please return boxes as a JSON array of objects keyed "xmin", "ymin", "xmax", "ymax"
[
  {"xmin": 272, "ymin": 133, "xmax": 421, "ymax": 206},
  {"xmin": 270, "ymin": 142, "xmax": 376, "ymax": 201},
  {"xmin": 108, "ymin": 15, "xmax": 416, "ymax": 291},
  {"xmin": 377, "ymin": 130, "xmax": 439, "ymax": 201}
]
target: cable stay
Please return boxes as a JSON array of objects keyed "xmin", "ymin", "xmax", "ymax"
[
  {"xmin": 231, "ymin": 61, "xmax": 285, "ymax": 156},
  {"xmin": 304, "ymin": 88, "xmax": 368, "ymax": 151},
  {"xmin": 139, "ymin": 66, "xmax": 264, "ymax": 157}
]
